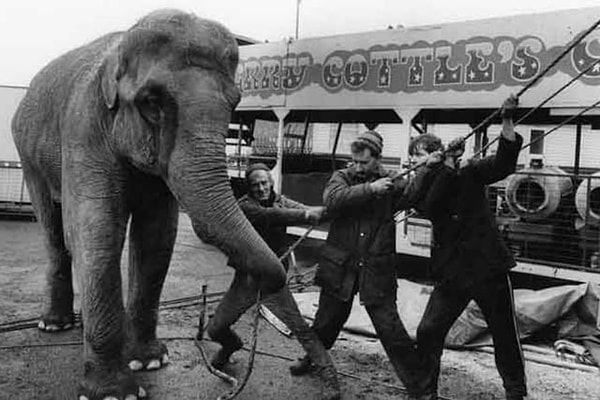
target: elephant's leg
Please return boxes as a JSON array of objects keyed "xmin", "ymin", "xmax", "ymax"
[
  {"xmin": 262, "ymin": 287, "xmax": 341, "ymax": 400},
  {"xmin": 125, "ymin": 186, "xmax": 178, "ymax": 372},
  {"xmin": 23, "ymin": 166, "xmax": 74, "ymax": 332},
  {"xmin": 206, "ymin": 271, "xmax": 258, "ymax": 369},
  {"xmin": 67, "ymin": 194, "xmax": 142, "ymax": 400}
]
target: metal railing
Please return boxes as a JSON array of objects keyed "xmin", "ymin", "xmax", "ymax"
[
  {"xmin": 489, "ymin": 169, "xmax": 600, "ymax": 271},
  {"xmin": 0, "ymin": 161, "xmax": 32, "ymax": 216}
]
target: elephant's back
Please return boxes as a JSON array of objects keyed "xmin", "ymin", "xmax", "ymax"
[
  {"xmin": 14, "ymin": 31, "xmax": 123, "ymax": 136},
  {"xmin": 12, "ymin": 32, "xmax": 123, "ymax": 196}
]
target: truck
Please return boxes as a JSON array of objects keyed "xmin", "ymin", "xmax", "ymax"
[{"xmin": 228, "ymin": 6, "xmax": 600, "ymax": 284}]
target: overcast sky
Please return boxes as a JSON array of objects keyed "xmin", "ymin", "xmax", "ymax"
[{"xmin": 1, "ymin": 0, "xmax": 599, "ymax": 86}]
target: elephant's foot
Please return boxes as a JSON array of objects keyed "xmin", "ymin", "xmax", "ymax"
[
  {"xmin": 38, "ymin": 310, "xmax": 75, "ymax": 332},
  {"xmin": 125, "ymin": 339, "xmax": 169, "ymax": 372},
  {"xmin": 207, "ymin": 328, "xmax": 243, "ymax": 371},
  {"xmin": 315, "ymin": 365, "xmax": 341, "ymax": 400},
  {"xmin": 78, "ymin": 362, "xmax": 147, "ymax": 400}
]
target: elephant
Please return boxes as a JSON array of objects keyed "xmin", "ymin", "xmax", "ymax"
[{"xmin": 11, "ymin": 9, "xmax": 287, "ymax": 400}]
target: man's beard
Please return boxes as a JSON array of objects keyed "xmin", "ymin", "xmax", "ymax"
[{"xmin": 355, "ymin": 169, "xmax": 377, "ymax": 182}]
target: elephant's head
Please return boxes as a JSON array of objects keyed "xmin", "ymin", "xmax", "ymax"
[{"xmin": 101, "ymin": 9, "xmax": 285, "ymax": 292}]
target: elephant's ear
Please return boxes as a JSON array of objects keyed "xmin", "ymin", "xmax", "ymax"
[{"xmin": 101, "ymin": 51, "xmax": 120, "ymax": 110}]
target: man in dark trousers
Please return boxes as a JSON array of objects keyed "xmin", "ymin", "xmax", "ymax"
[
  {"xmin": 290, "ymin": 130, "xmax": 435, "ymax": 398},
  {"xmin": 206, "ymin": 163, "xmax": 341, "ymax": 400},
  {"xmin": 412, "ymin": 95, "xmax": 528, "ymax": 400}
]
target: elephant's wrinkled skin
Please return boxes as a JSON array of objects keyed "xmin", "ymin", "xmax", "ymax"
[{"xmin": 11, "ymin": 9, "xmax": 286, "ymax": 400}]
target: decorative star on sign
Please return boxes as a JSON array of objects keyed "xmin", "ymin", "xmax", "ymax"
[
  {"xmin": 518, "ymin": 66, "xmax": 526, "ymax": 76},
  {"xmin": 414, "ymin": 73, "xmax": 421, "ymax": 82},
  {"xmin": 593, "ymin": 64, "xmax": 600, "ymax": 73},
  {"xmin": 380, "ymin": 76, "xmax": 388, "ymax": 85},
  {"xmin": 469, "ymin": 71, "xmax": 475, "ymax": 80},
  {"xmin": 438, "ymin": 72, "xmax": 445, "ymax": 79},
  {"xmin": 579, "ymin": 59, "xmax": 585, "ymax": 65}
]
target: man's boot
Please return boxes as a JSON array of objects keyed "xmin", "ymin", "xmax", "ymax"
[
  {"xmin": 315, "ymin": 364, "xmax": 341, "ymax": 400},
  {"xmin": 289, "ymin": 354, "xmax": 315, "ymax": 376},
  {"xmin": 208, "ymin": 328, "xmax": 244, "ymax": 370}
]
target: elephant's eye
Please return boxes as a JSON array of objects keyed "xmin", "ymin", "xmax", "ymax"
[{"xmin": 136, "ymin": 89, "xmax": 163, "ymax": 125}]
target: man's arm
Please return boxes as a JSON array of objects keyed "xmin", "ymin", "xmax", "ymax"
[
  {"xmin": 323, "ymin": 171, "xmax": 375, "ymax": 214},
  {"xmin": 462, "ymin": 95, "xmax": 522, "ymax": 185},
  {"xmin": 279, "ymin": 195, "xmax": 309, "ymax": 210},
  {"xmin": 392, "ymin": 157, "xmax": 442, "ymax": 211},
  {"xmin": 240, "ymin": 199, "xmax": 310, "ymax": 227},
  {"xmin": 422, "ymin": 165, "xmax": 457, "ymax": 219},
  {"xmin": 469, "ymin": 134, "xmax": 522, "ymax": 185}
]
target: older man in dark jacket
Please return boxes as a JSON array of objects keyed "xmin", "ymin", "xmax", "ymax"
[
  {"xmin": 290, "ymin": 130, "xmax": 434, "ymax": 397},
  {"xmin": 414, "ymin": 95, "xmax": 528, "ymax": 400},
  {"xmin": 206, "ymin": 163, "xmax": 340, "ymax": 400}
]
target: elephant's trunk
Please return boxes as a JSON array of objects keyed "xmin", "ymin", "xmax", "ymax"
[{"xmin": 166, "ymin": 126, "xmax": 286, "ymax": 294}]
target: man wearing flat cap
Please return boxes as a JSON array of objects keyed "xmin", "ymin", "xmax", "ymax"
[
  {"xmin": 290, "ymin": 130, "xmax": 436, "ymax": 398},
  {"xmin": 206, "ymin": 163, "xmax": 341, "ymax": 400}
]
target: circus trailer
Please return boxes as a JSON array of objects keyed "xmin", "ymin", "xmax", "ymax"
[
  {"xmin": 0, "ymin": 85, "xmax": 30, "ymax": 216},
  {"xmin": 228, "ymin": 7, "xmax": 600, "ymax": 284}
]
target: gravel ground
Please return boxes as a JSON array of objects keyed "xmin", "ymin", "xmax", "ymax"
[{"xmin": 0, "ymin": 216, "xmax": 598, "ymax": 399}]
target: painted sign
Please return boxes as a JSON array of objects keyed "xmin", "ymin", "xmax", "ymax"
[{"xmin": 236, "ymin": 7, "xmax": 600, "ymax": 110}]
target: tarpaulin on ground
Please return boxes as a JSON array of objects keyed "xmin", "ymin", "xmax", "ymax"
[{"xmin": 293, "ymin": 279, "xmax": 600, "ymax": 365}]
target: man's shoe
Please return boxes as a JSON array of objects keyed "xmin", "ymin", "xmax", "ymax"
[
  {"xmin": 209, "ymin": 329, "xmax": 243, "ymax": 370},
  {"xmin": 289, "ymin": 355, "xmax": 315, "ymax": 376}
]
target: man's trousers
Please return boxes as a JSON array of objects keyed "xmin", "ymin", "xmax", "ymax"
[
  {"xmin": 416, "ymin": 273, "xmax": 527, "ymax": 399},
  {"xmin": 312, "ymin": 290, "xmax": 424, "ymax": 395}
]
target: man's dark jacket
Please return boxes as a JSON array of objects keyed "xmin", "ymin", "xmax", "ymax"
[
  {"xmin": 421, "ymin": 134, "xmax": 523, "ymax": 288},
  {"xmin": 315, "ymin": 165, "xmax": 429, "ymax": 306},
  {"xmin": 238, "ymin": 192, "xmax": 308, "ymax": 257}
]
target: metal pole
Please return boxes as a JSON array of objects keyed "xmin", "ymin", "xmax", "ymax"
[
  {"xmin": 331, "ymin": 122, "xmax": 343, "ymax": 171},
  {"xmin": 295, "ymin": 0, "xmax": 300, "ymax": 40},
  {"xmin": 574, "ymin": 122, "xmax": 582, "ymax": 175}
]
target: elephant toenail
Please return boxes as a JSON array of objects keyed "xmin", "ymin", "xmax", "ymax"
[
  {"xmin": 78, "ymin": 396, "xmax": 88, "ymax": 400},
  {"xmin": 139, "ymin": 387, "xmax": 147, "ymax": 397},
  {"xmin": 38, "ymin": 321, "xmax": 46, "ymax": 330},
  {"xmin": 104, "ymin": 397, "xmax": 118, "ymax": 400},
  {"xmin": 146, "ymin": 359, "xmax": 161, "ymax": 370},
  {"xmin": 124, "ymin": 395, "xmax": 137, "ymax": 400},
  {"xmin": 161, "ymin": 354, "xmax": 169, "ymax": 364},
  {"xmin": 46, "ymin": 324, "xmax": 59, "ymax": 332},
  {"xmin": 128, "ymin": 360, "xmax": 143, "ymax": 371}
]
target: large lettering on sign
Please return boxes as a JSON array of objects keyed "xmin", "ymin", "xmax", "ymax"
[
  {"xmin": 236, "ymin": 29, "xmax": 600, "ymax": 98},
  {"xmin": 571, "ymin": 33, "xmax": 600, "ymax": 78}
]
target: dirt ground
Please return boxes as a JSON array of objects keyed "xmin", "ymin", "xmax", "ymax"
[{"xmin": 0, "ymin": 216, "xmax": 599, "ymax": 400}]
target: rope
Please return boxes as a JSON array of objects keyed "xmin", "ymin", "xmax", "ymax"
[
  {"xmin": 395, "ymin": 18, "xmax": 600, "ymax": 180},
  {"xmin": 195, "ymin": 225, "xmax": 316, "ymax": 400},
  {"xmin": 194, "ymin": 285, "xmax": 239, "ymax": 386},
  {"xmin": 215, "ymin": 291, "xmax": 261, "ymax": 400},
  {"xmin": 521, "ymin": 98, "xmax": 600, "ymax": 152},
  {"xmin": 475, "ymin": 57, "xmax": 600, "ymax": 158}
]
